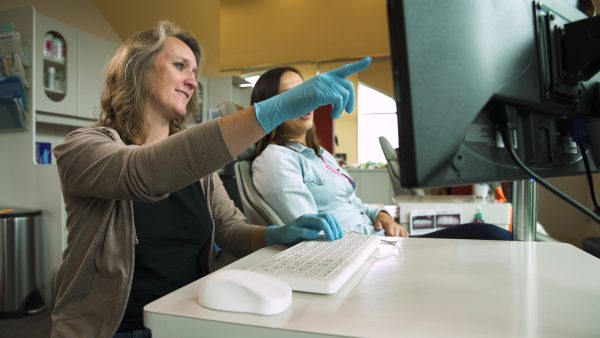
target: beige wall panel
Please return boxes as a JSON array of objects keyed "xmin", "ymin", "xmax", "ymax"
[
  {"xmin": 220, "ymin": 0, "xmax": 389, "ymax": 71},
  {"xmin": 0, "ymin": 0, "xmax": 120, "ymax": 42},
  {"xmin": 94, "ymin": 0, "xmax": 221, "ymax": 75},
  {"xmin": 359, "ymin": 58, "xmax": 393, "ymax": 98},
  {"xmin": 538, "ymin": 174, "xmax": 600, "ymax": 247}
]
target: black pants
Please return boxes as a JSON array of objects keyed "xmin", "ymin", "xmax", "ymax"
[
  {"xmin": 414, "ymin": 223, "xmax": 513, "ymax": 240},
  {"xmin": 113, "ymin": 328, "xmax": 151, "ymax": 338}
]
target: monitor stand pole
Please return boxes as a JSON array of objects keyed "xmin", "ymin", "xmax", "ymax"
[{"xmin": 511, "ymin": 179, "xmax": 537, "ymax": 241}]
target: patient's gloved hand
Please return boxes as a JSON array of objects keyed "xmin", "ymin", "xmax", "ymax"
[
  {"xmin": 254, "ymin": 57, "xmax": 372, "ymax": 133},
  {"xmin": 264, "ymin": 214, "xmax": 344, "ymax": 246}
]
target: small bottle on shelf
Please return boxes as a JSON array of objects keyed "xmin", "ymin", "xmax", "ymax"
[
  {"xmin": 46, "ymin": 66, "xmax": 56, "ymax": 90},
  {"xmin": 53, "ymin": 37, "xmax": 64, "ymax": 63},
  {"xmin": 43, "ymin": 33, "xmax": 54, "ymax": 59},
  {"xmin": 54, "ymin": 71, "xmax": 64, "ymax": 93}
]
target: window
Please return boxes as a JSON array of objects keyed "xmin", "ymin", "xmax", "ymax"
[{"xmin": 357, "ymin": 83, "xmax": 398, "ymax": 164}]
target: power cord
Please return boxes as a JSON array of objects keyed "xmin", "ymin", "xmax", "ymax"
[
  {"xmin": 569, "ymin": 117, "xmax": 600, "ymax": 216},
  {"xmin": 578, "ymin": 143, "xmax": 600, "ymax": 212},
  {"xmin": 370, "ymin": 237, "xmax": 403, "ymax": 259},
  {"xmin": 496, "ymin": 108, "xmax": 600, "ymax": 225}
]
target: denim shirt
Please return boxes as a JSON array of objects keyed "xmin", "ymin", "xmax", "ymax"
[{"xmin": 252, "ymin": 143, "xmax": 384, "ymax": 235}]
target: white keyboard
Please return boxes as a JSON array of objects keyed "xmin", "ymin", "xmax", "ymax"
[{"xmin": 249, "ymin": 232, "xmax": 380, "ymax": 294}]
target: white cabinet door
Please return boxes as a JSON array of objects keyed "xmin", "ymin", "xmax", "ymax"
[
  {"xmin": 35, "ymin": 13, "xmax": 78, "ymax": 116},
  {"xmin": 205, "ymin": 76, "xmax": 252, "ymax": 116},
  {"xmin": 77, "ymin": 30, "xmax": 118, "ymax": 120},
  {"xmin": 346, "ymin": 169, "xmax": 394, "ymax": 205}
]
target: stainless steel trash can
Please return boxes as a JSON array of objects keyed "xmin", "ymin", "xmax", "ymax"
[{"xmin": 0, "ymin": 208, "xmax": 46, "ymax": 318}]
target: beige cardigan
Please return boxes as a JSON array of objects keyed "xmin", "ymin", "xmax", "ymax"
[{"xmin": 51, "ymin": 119, "xmax": 261, "ymax": 338}]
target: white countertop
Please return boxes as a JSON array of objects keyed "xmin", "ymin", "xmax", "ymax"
[{"xmin": 144, "ymin": 238, "xmax": 600, "ymax": 338}]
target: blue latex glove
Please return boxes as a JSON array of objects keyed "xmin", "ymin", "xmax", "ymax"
[
  {"xmin": 254, "ymin": 57, "xmax": 372, "ymax": 133},
  {"xmin": 264, "ymin": 213, "xmax": 344, "ymax": 246}
]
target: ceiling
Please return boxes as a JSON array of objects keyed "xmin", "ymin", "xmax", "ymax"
[
  {"xmin": 93, "ymin": 0, "xmax": 390, "ymax": 76},
  {"xmin": 93, "ymin": 0, "xmax": 598, "ymax": 76}
]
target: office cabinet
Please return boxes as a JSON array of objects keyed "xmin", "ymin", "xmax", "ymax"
[
  {"xmin": 0, "ymin": 6, "xmax": 119, "ymax": 148},
  {"xmin": 205, "ymin": 76, "xmax": 251, "ymax": 121},
  {"xmin": 35, "ymin": 13, "xmax": 78, "ymax": 117},
  {"xmin": 346, "ymin": 168, "xmax": 394, "ymax": 205},
  {"xmin": 35, "ymin": 14, "xmax": 117, "ymax": 120},
  {"xmin": 77, "ymin": 30, "xmax": 118, "ymax": 119}
]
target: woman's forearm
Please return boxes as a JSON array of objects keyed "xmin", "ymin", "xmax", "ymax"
[
  {"xmin": 250, "ymin": 226, "xmax": 268, "ymax": 251},
  {"xmin": 220, "ymin": 106, "xmax": 266, "ymax": 156}
]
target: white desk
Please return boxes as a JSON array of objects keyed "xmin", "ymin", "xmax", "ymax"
[{"xmin": 144, "ymin": 238, "xmax": 600, "ymax": 338}]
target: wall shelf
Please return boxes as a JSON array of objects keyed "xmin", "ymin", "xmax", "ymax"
[
  {"xmin": 42, "ymin": 57, "xmax": 65, "ymax": 66},
  {"xmin": 43, "ymin": 87, "xmax": 65, "ymax": 95},
  {"xmin": 36, "ymin": 111, "xmax": 93, "ymax": 128}
]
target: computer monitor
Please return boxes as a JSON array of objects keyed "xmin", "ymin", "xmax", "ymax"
[{"xmin": 387, "ymin": 0, "xmax": 600, "ymax": 189}]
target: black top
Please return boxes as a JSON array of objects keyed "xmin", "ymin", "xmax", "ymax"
[{"xmin": 118, "ymin": 182, "xmax": 213, "ymax": 331}]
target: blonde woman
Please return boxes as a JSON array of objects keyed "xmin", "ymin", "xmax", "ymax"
[{"xmin": 51, "ymin": 20, "xmax": 370, "ymax": 338}]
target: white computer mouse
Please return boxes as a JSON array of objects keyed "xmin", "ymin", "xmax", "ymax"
[{"xmin": 197, "ymin": 269, "xmax": 292, "ymax": 315}]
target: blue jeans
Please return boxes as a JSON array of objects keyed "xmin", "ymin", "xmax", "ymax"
[{"xmin": 113, "ymin": 328, "xmax": 151, "ymax": 338}]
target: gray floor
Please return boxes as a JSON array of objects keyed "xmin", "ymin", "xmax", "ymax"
[{"xmin": 0, "ymin": 309, "xmax": 51, "ymax": 338}]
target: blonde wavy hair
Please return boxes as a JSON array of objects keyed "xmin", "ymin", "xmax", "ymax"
[{"xmin": 95, "ymin": 20, "xmax": 202, "ymax": 144}]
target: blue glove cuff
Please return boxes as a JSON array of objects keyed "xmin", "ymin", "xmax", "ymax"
[
  {"xmin": 264, "ymin": 225, "xmax": 279, "ymax": 246},
  {"xmin": 254, "ymin": 102, "xmax": 280, "ymax": 133}
]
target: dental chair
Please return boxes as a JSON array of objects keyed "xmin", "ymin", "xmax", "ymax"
[
  {"xmin": 234, "ymin": 145, "xmax": 284, "ymax": 226},
  {"xmin": 378, "ymin": 136, "xmax": 425, "ymax": 196}
]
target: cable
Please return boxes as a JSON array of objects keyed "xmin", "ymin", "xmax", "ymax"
[
  {"xmin": 497, "ymin": 116, "xmax": 600, "ymax": 225},
  {"xmin": 578, "ymin": 142, "xmax": 600, "ymax": 213},
  {"xmin": 569, "ymin": 116, "xmax": 600, "ymax": 214},
  {"xmin": 370, "ymin": 237, "xmax": 402, "ymax": 259},
  {"xmin": 580, "ymin": 82, "xmax": 600, "ymax": 114}
]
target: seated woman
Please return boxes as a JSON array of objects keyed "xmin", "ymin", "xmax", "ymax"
[{"xmin": 251, "ymin": 66, "xmax": 512, "ymax": 240}]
